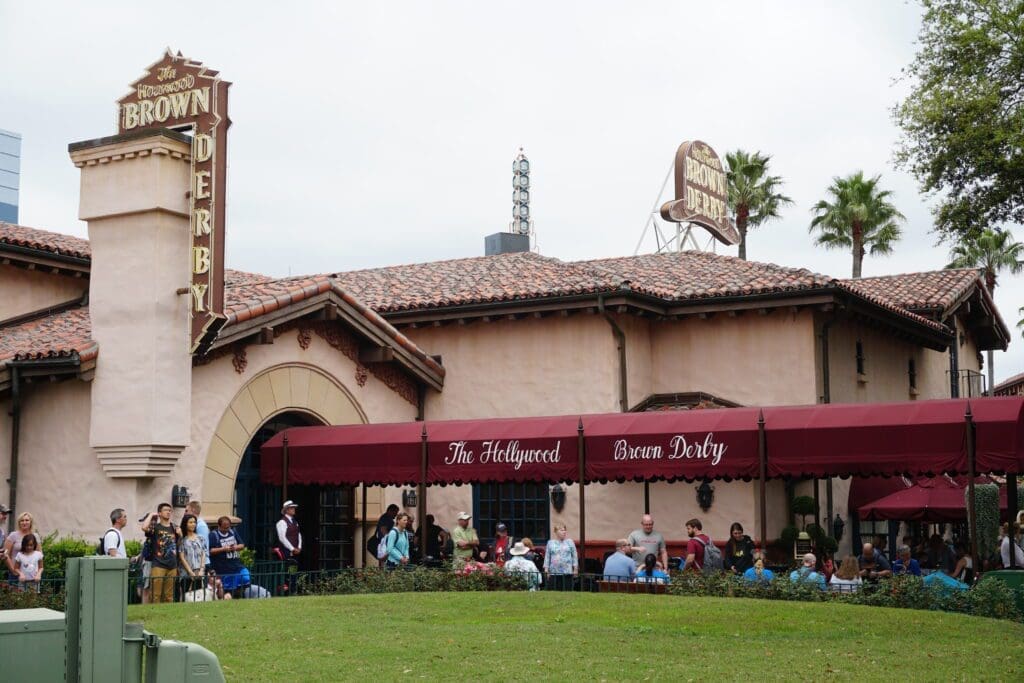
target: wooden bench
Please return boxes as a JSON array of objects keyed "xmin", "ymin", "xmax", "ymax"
[{"xmin": 598, "ymin": 580, "xmax": 667, "ymax": 595}]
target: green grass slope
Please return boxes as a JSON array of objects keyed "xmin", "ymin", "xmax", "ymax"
[{"xmin": 129, "ymin": 592, "xmax": 1024, "ymax": 681}]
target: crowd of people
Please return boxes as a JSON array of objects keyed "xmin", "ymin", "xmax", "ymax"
[{"xmin": 3, "ymin": 497, "xmax": 1024, "ymax": 600}]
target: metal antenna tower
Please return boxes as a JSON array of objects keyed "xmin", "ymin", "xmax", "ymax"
[
  {"xmin": 633, "ymin": 157, "xmax": 717, "ymax": 255},
  {"xmin": 510, "ymin": 148, "xmax": 538, "ymax": 252}
]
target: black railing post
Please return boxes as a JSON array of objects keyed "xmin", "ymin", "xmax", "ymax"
[
  {"xmin": 965, "ymin": 403, "xmax": 978, "ymax": 566},
  {"xmin": 578, "ymin": 417, "xmax": 586, "ymax": 567},
  {"xmin": 758, "ymin": 410, "xmax": 767, "ymax": 551},
  {"xmin": 282, "ymin": 433, "xmax": 289, "ymax": 502}
]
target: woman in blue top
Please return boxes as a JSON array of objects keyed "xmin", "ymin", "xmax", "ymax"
[
  {"xmin": 742, "ymin": 553, "xmax": 775, "ymax": 583},
  {"xmin": 385, "ymin": 512, "xmax": 411, "ymax": 569},
  {"xmin": 635, "ymin": 553, "xmax": 671, "ymax": 584}
]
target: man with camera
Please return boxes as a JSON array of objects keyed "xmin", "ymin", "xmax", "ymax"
[{"xmin": 141, "ymin": 503, "xmax": 182, "ymax": 603}]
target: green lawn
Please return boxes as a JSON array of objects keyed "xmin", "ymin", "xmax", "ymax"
[{"xmin": 128, "ymin": 592, "xmax": 1024, "ymax": 681}]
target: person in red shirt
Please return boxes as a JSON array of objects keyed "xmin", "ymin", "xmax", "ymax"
[
  {"xmin": 489, "ymin": 523, "xmax": 512, "ymax": 567},
  {"xmin": 683, "ymin": 518, "xmax": 710, "ymax": 572}
]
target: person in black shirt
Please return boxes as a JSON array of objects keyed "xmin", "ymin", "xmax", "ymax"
[{"xmin": 723, "ymin": 522, "xmax": 756, "ymax": 574}]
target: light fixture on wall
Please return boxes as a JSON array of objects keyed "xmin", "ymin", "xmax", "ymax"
[
  {"xmin": 695, "ymin": 480, "xmax": 714, "ymax": 512},
  {"xmin": 402, "ymin": 488, "xmax": 418, "ymax": 509},
  {"xmin": 550, "ymin": 484, "xmax": 566, "ymax": 512},
  {"xmin": 171, "ymin": 485, "xmax": 190, "ymax": 509}
]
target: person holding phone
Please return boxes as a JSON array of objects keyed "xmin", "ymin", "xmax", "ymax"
[{"xmin": 143, "ymin": 503, "xmax": 182, "ymax": 603}]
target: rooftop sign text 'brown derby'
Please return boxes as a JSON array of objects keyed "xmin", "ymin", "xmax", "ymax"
[
  {"xmin": 659, "ymin": 140, "xmax": 740, "ymax": 246},
  {"xmin": 118, "ymin": 50, "xmax": 231, "ymax": 355}
]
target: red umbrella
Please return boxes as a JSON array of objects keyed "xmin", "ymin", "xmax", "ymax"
[{"xmin": 858, "ymin": 476, "xmax": 1008, "ymax": 522}]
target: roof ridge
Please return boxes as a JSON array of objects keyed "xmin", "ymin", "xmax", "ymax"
[
  {"xmin": 843, "ymin": 267, "xmax": 982, "ymax": 282},
  {"xmin": 332, "ymin": 250, "xmax": 554, "ymax": 277}
]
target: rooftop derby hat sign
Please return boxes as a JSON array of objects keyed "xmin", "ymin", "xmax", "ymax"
[
  {"xmin": 118, "ymin": 50, "xmax": 231, "ymax": 354},
  {"xmin": 659, "ymin": 140, "xmax": 740, "ymax": 246}
]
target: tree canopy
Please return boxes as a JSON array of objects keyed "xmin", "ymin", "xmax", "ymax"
[
  {"xmin": 893, "ymin": 0, "xmax": 1024, "ymax": 242},
  {"xmin": 809, "ymin": 172, "xmax": 905, "ymax": 279},
  {"xmin": 725, "ymin": 150, "xmax": 792, "ymax": 261},
  {"xmin": 945, "ymin": 228, "xmax": 1024, "ymax": 293}
]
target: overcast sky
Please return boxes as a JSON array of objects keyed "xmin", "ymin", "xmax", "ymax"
[{"xmin": 2, "ymin": 1, "xmax": 1022, "ymax": 382}]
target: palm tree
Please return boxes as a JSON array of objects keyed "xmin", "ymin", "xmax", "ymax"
[
  {"xmin": 946, "ymin": 228, "xmax": 1024, "ymax": 394},
  {"xmin": 809, "ymin": 172, "xmax": 905, "ymax": 278},
  {"xmin": 725, "ymin": 150, "xmax": 793, "ymax": 260}
]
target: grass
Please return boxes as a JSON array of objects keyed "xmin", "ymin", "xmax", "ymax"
[{"xmin": 128, "ymin": 592, "xmax": 1024, "ymax": 681}]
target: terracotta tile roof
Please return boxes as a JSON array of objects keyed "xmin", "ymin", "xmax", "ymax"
[
  {"xmin": 332, "ymin": 250, "xmax": 949, "ymax": 333},
  {"xmin": 331, "ymin": 251, "xmax": 621, "ymax": 312},
  {"xmin": 585, "ymin": 251, "xmax": 834, "ymax": 300},
  {"xmin": 0, "ymin": 306, "xmax": 96, "ymax": 363},
  {"xmin": 994, "ymin": 371, "xmax": 1024, "ymax": 394},
  {"xmin": 840, "ymin": 269, "xmax": 983, "ymax": 315},
  {"xmin": 224, "ymin": 269, "xmax": 274, "ymax": 287},
  {"xmin": 0, "ymin": 222, "xmax": 91, "ymax": 260},
  {"xmin": 224, "ymin": 275, "xmax": 445, "ymax": 377}
]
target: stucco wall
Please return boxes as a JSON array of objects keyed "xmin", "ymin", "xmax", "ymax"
[
  {"xmin": 2, "ymin": 328, "xmax": 420, "ymax": 543},
  {"xmin": 0, "ymin": 264, "xmax": 87, "ymax": 321},
  {"xmin": 391, "ymin": 310, "xmax": 818, "ymax": 549},
  {"xmin": 651, "ymin": 309, "xmax": 819, "ymax": 405}
]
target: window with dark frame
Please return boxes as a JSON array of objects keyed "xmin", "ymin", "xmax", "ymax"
[
  {"xmin": 855, "ymin": 340, "xmax": 865, "ymax": 375},
  {"xmin": 472, "ymin": 482, "xmax": 551, "ymax": 548},
  {"xmin": 908, "ymin": 358, "xmax": 917, "ymax": 391}
]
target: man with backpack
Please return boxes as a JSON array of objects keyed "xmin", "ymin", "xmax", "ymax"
[
  {"xmin": 683, "ymin": 518, "xmax": 722, "ymax": 574},
  {"xmin": 100, "ymin": 508, "xmax": 127, "ymax": 558}
]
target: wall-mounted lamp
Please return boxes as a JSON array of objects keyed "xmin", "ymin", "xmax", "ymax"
[
  {"xmin": 695, "ymin": 480, "xmax": 714, "ymax": 512},
  {"xmin": 550, "ymin": 484, "xmax": 566, "ymax": 512},
  {"xmin": 402, "ymin": 488, "xmax": 418, "ymax": 508},
  {"xmin": 171, "ymin": 485, "xmax": 190, "ymax": 509}
]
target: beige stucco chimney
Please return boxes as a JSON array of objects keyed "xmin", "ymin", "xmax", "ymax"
[{"xmin": 70, "ymin": 129, "xmax": 193, "ymax": 478}]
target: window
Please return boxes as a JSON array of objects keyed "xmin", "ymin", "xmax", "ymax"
[
  {"xmin": 908, "ymin": 358, "xmax": 917, "ymax": 392},
  {"xmin": 472, "ymin": 482, "xmax": 551, "ymax": 546},
  {"xmin": 855, "ymin": 340, "xmax": 865, "ymax": 375}
]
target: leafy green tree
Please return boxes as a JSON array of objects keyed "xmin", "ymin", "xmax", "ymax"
[
  {"xmin": 725, "ymin": 150, "xmax": 793, "ymax": 260},
  {"xmin": 893, "ymin": 0, "xmax": 1024, "ymax": 242},
  {"xmin": 946, "ymin": 228, "xmax": 1023, "ymax": 391},
  {"xmin": 809, "ymin": 172, "xmax": 905, "ymax": 278}
]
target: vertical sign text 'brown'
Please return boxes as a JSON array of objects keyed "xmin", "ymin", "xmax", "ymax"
[{"xmin": 118, "ymin": 50, "xmax": 231, "ymax": 354}]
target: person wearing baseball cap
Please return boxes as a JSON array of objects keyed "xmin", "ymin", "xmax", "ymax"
[{"xmin": 451, "ymin": 511, "xmax": 478, "ymax": 568}]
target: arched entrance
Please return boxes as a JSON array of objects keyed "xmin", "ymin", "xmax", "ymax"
[{"xmin": 200, "ymin": 363, "xmax": 368, "ymax": 570}]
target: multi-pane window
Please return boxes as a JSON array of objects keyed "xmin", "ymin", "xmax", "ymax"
[
  {"xmin": 855, "ymin": 340, "xmax": 865, "ymax": 375},
  {"xmin": 908, "ymin": 358, "xmax": 917, "ymax": 391},
  {"xmin": 472, "ymin": 482, "xmax": 551, "ymax": 545}
]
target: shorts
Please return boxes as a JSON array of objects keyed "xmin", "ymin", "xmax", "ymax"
[
  {"xmin": 220, "ymin": 567, "xmax": 251, "ymax": 592},
  {"xmin": 140, "ymin": 561, "xmax": 152, "ymax": 589}
]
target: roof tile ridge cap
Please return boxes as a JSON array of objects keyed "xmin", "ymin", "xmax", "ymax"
[
  {"xmin": 679, "ymin": 249, "xmax": 833, "ymax": 280},
  {"xmin": 332, "ymin": 250, "xmax": 539, "ymax": 277},
  {"xmin": 842, "ymin": 267, "xmax": 983, "ymax": 283}
]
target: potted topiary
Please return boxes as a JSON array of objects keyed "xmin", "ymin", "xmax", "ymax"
[{"xmin": 790, "ymin": 496, "xmax": 817, "ymax": 559}]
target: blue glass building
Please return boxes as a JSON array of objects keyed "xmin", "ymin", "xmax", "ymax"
[{"xmin": 0, "ymin": 129, "xmax": 22, "ymax": 223}]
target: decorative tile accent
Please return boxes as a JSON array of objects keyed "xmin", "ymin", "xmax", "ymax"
[{"xmin": 232, "ymin": 346, "xmax": 247, "ymax": 374}]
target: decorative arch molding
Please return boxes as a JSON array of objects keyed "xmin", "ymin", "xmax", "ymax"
[{"xmin": 200, "ymin": 363, "xmax": 367, "ymax": 518}]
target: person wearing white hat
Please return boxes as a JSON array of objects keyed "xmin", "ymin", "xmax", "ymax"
[
  {"xmin": 276, "ymin": 500, "xmax": 302, "ymax": 560},
  {"xmin": 451, "ymin": 511, "xmax": 479, "ymax": 568},
  {"xmin": 504, "ymin": 541, "xmax": 541, "ymax": 590}
]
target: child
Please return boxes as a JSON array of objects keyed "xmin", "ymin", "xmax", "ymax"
[{"xmin": 15, "ymin": 534, "xmax": 43, "ymax": 592}]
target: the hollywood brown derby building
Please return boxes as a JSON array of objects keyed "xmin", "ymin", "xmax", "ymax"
[{"xmin": 0, "ymin": 52, "xmax": 1014, "ymax": 568}]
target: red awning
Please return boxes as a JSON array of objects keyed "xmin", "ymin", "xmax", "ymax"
[
  {"xmin": 426, "ymin": 415, "xmax": 580, "ymax": 485},
  {"xmin": 971, "ymin": 398, "xmax": 1024, "ymax": 473},
  {"xmin": 848, "ymin": 476, "xmax": 912, "ymax": 512},
  {"xmin": 763, "ymin": 398, "xmax": 1024, "ymax": 478},
  {"xmin": 259, "ymin": 397, "xmax": 1024, "ymax": 487},
  {"xmin": 261, "ymin": 422, "xmax": 424, "ymax": 487},
  {"xmin": 859, "ymin": 476, "xmax": 1009, "ymax": 522},
  {"xmin": 582, "ymin": 408, "xmax": 762, "ymax": 482},
  {"xmin": 763, "ymin": 399, "xmax": 972, "ymax": 478}
]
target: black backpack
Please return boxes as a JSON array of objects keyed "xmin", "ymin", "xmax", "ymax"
[{"xmin": 96, "ymin": 528, "xmax": 120, "ymax": 556}]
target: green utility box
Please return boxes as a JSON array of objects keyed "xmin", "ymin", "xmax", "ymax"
[
  {"xmin": 978, "ymin": 569, "xmax": 1024, "ymax": 615},
  {"xmin": 145, "ymin": 634, "xmax": 225, "ymax": 683},
  {"xmin": 0, "ymin": 607, "xmax": 67, "ymax": 681}
]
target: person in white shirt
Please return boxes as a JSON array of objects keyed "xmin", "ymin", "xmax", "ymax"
[
  {"xmin": 1000, "ymin": 522, "xmax": 1024, "ymax": 568},
  {"xmin": 828, "ymin": 556, "xmax": 863, "ymax": 593},
  {"xmin": 276, "ymin": 500, "xmax": 303, "ymax": 558},
  {"xmin": 504, "ymin": 542, "xmax": 541, "ymax": 590},
  {"xmin": 103, "ymin": 508, "xmax": 128, "ymax": 559}
]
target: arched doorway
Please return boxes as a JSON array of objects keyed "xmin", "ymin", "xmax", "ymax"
[
  {"xmin": 201, "ymin": 363, "xmax": 369, "ymax": 571},
  {"xmin": 234, "ymin": 411, "xmax": 358, "ymax": 571}
]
